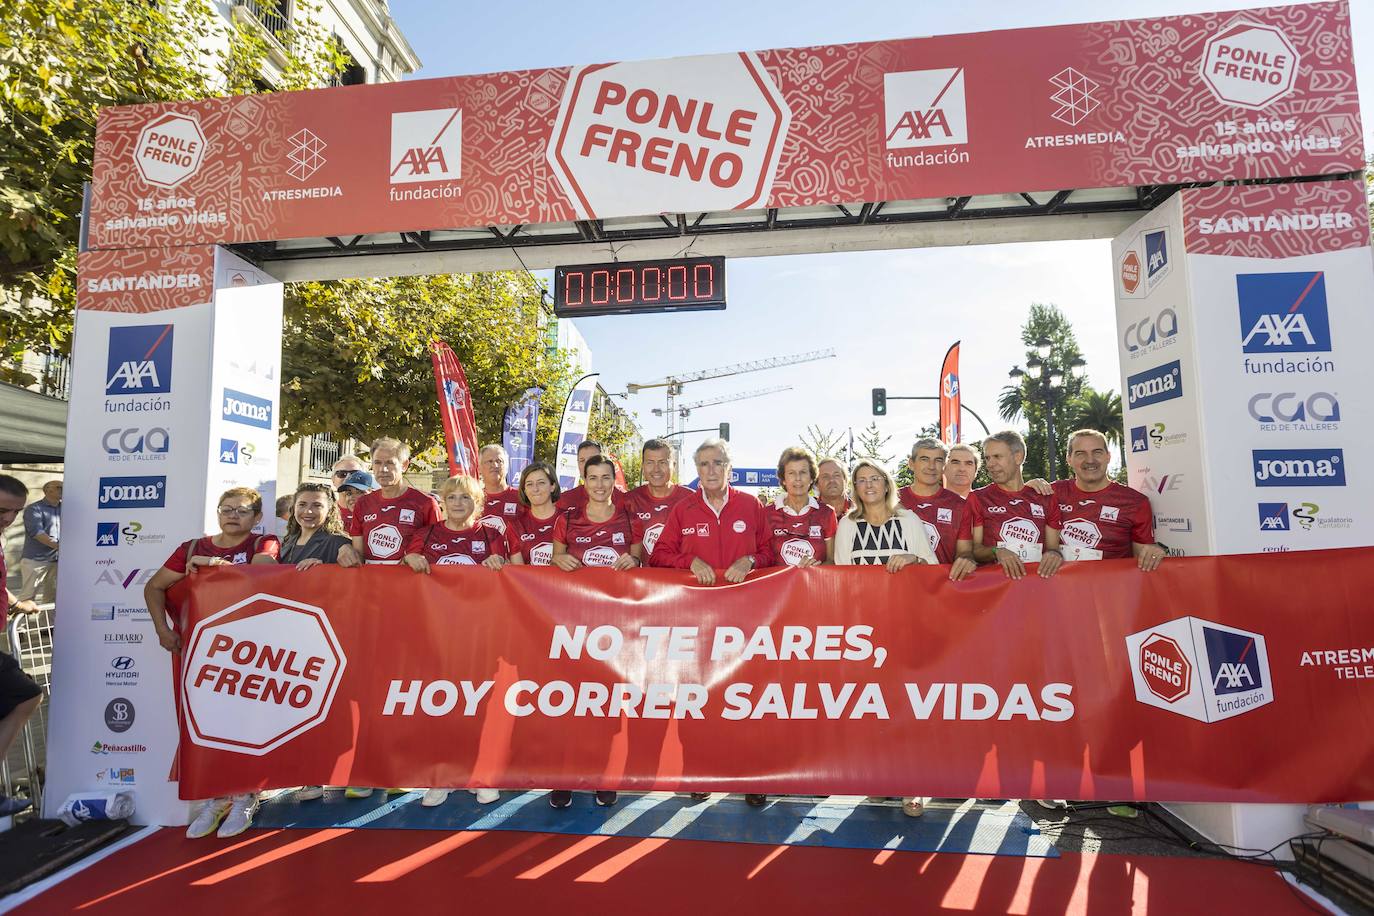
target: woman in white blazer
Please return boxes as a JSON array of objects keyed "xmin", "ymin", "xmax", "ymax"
[{"xmin": 833, "ymin": 460, "xmax": 937, "ymax": 569}]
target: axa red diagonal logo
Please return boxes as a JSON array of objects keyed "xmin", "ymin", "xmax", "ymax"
[
  {"xmin": 547, "ymin": 51, "xmax": 792, "ymax": 219},
  {"xmin": 883, "ymin": 68, "xmax": 968, "ymax": 149},
  {"xmin": 390, "ymin": 108, "xmax": 463, "ymax": 184},
  {"xmin": 182, "ymin": 594, "xmax": 346, "ymax": 755}
]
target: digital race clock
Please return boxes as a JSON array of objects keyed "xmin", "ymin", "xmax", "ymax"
[{"xmin": 553, "ymin": 256, "xmax": 726, "ymax": 318}]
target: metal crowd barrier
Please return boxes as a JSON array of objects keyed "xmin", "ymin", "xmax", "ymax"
[{"xmin": 2, "ymin": 603, "xmax": 54, "ymax": 818}]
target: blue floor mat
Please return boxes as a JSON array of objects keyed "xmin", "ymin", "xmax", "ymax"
[{"xmin": 253, "ymin": 791, "xmax": 1058, "ymax": 858}]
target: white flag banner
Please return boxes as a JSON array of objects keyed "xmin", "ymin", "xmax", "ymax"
[{"xmin": 555, "ymin": 373, "xmax": 599, "ymax": 490}]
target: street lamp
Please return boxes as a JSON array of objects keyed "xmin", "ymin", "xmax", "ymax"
[{"xmin": 1010, "ymin": 348, "xmax": 1086, "ymax": 479}]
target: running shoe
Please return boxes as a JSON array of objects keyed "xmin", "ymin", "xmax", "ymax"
[
  {"xmin": 548, "ymin": 790, "xmax": 573, "ymax": 808},
  {"xmin": 470, "ymin": 788, "xmax": 499, "ymax": 804},
  {"xmin": 217, "ymin": 793, "xmax": 259, "ymax": 838},
  {"xmin": 344, "ymin": 787, "xmax": 374, "ymax": 799},
  {"xmin": 186, "ymin": 797, "xmax": 231, "ymax": 839},
  {"xmin": 745, "ymin": 794, "xmax": 767, "ymax": 808},
  {"xmin": 594, "ymin": 791, "xmax": 618, "ymax": 807},
  {"xmin": 295, "ymin": 786, "xmax": 325, "ymax": 801},
  {"xmin": 902, "ymin": 797, "xmax": 926, "ymax": 817},
  {"xmin": 421, "ymin": 789, "xmax": 450, "ymax": 807}
]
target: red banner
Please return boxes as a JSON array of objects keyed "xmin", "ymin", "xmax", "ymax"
[
  {"xmin": 429, "ymin": 340, "xmax": 480, "ymax": 477},
  {"xmin": 171, "ymin": 549, "xmax": 1374, "ymax": 803},
  {"xmin": 89, "ymin": 3, "xmax": 1360, "ymax": 251},
  {"xmin": 938, "ymin": 341, "xmax": 961, "ymax": 443}
]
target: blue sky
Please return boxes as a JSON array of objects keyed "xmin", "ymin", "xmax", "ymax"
[{"xmin": 389, "ymin": 0, "xmax": 1373, "ymax": 471}]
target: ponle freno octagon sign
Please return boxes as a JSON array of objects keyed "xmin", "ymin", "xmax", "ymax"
[
  {"xmin": 134, "ymin": 112, "xmax": 207, "ymax": 188},
  {"xmin": 547, "ymin": 51, "xmax": 792, "ymax": 220},
  {"xmin": 182, "ymin": 594, "xmax": 346, "ymax": 755}
]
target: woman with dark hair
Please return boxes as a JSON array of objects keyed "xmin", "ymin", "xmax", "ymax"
[
  {"xmin": 506, "ymin": 461, "xmax": 562, "ymax": 566},
  {"xmin": 143, "ymin": 487, "xmax": 280, "ymax": 839},
  {"xmin": 280, "ymin": 483, "xmax": 360, "ymax": 569}
]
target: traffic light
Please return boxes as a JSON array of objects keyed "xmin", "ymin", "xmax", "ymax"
[
  {"xmin": 871, "ymin": 388, "xmax": 887, "ymax": 416},
  {"xmin": 719, "ymin": 422, "xmax": 730, "ymax": 441}
]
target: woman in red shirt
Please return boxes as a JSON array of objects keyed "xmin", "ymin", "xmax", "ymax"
[
  {"xmin": 403, "ymin": 475, "xmax": 508, "ymax": 573},
  {"xmin": 143, "ymin": 487, "xmax": 280, "ymax": 841},
  {"xmin": 548, "ymin": 456, "xmax": 639, "ymax": 809},
  {"xmin": 766, "ymin": 447, "xmax": 836, "ymax": 568},
  {"xmin": 505, "ymin": 461, "xmax": 561, "ymax": 566}
]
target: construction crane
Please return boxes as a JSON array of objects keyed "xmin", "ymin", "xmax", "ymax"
[
  {"xmin": 651, "ymin": 384, "xmax": 793, "ymax": 426},
  {"xmin": 625, "ymin": 349, "xmax": 837, "ymax": 438}
]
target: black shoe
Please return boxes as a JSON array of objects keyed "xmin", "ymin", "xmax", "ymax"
[
  {"xmin": 594, "ymin": 791, "xmax": 618, "ymax": 807},
  {"xmin": 745, "ymin": 794, "xmax": 767, "ymax": 808},
  {"xmin": 689, "ymin": 792, "xmax": 710, "ymax": 801},
  {"xmin": 548, "ymin": 790, "xmax": 573, "ymax": 809},
  {"xmin": 0, "ymin": 795, "xmax": 30, "ymax": 817}
]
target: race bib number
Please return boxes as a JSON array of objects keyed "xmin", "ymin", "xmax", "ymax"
[
  {"xmin": 368, "ymin": 524, "xmax": 402, "ymax": 558},
  {"xmin": 999, "ymin": 540, "xmax": 1042, "ymax": 563},
  {"xmin": 1062, "ymin": 544, "xmax": 1103, "ymax": 561}
]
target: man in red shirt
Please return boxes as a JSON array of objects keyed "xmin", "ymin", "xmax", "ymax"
[
  {"xmin": 626, "ymin": 438, "xmax": 694, "ymax": 562},
  {"xmin": 1028, "ymin": 430, "xmax": 1164, "ymax": 570},
  {"xmin": 944, "ymin": 444, "xmax": 980, "ymax": 499},
  {"xmin": 651, "ymin": 438, "xmax": 771, "ymax": 584},
  {"xmin": 348, "ymin": 437, "xmax": 441, "ymax": 564},
  {"xmin": 477, "ymin": 444, "xmax": 522, "ymax": 536},
  {"xmin": 957, "ymin": 431, "xmax": 1063, "ymax": 580},
  {"xmin": 556, "ymin": 440, "xmax": 624, "ymax": 513},
  {"xmin": 898, "ymin": 438, "xmax": 973, "ymax": 578},
  {"xmin": 816, "ymin": 457, "xmax": 852, "ymax": 519}
]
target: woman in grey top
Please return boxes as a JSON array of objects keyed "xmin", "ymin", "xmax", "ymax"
[{"xmin": 280, "ymin": 483, "xmax": 359, "ymax": 569}]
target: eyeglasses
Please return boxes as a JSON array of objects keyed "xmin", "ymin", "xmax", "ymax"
[
  {"xmin": 331, "ymin": 470, "xmax": 351, "ymax": 479},
  {"xmin": 855, "ymin": 476, "xmax": 885, "ymax": 487},
  {"xmin": 217, "ymin": 506, "xmax": 256, "ymax": 517}
]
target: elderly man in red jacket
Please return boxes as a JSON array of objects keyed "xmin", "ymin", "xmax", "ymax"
[{"xmin": 650, "ymin": 437, "xmax": 772, "ymax": 584}]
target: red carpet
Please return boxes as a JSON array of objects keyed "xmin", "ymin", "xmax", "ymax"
[{"xmin": 12, "ymin": 828, "xmax": 1317, "ymax": 915}]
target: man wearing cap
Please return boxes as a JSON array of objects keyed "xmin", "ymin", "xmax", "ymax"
[
  {"xmin": 330, "ymin": 456, "xmax": 366, "ymax": 525},
  {"xmin": 335, "ymin": 470, "xmax": 376, "ymax": 531}
]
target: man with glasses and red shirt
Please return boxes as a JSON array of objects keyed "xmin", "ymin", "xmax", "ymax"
[
  {"xmin": 956, "ymin": 430, "xmax": 1063, "ymax": 581},
  {"xmin": 330, "ymin": 455, "xmax": 366, "ymax": 528},
  {"xmin": 348, "ymin": 437, "xmax": 441, "ymax": 565}
]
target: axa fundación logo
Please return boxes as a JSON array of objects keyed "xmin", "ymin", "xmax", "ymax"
[
  {"xmin": 1049, "ymin": 67, "xmax": 1100, "ymax": 126},
  {"xmin": 105, "ymin": 324, "xmax": 173, "ymax": 397},
  {"xmin": 286, "ymin": 128, "xmax": 326, "ymax": 181},
  {"xmin": 1126, "ymin": 617, "xmax": 1272, "ymax": 722},
  {"xmin": 884, "ymin": 68, "xmax": 969, "ymax": 167},
  {"xmin": 1238, "ymin": 271, "xmax": 1335, "ymax": 376},
  {"xmin": 390, "ymin": 108, "xmax": 462, "ymax": 185}
]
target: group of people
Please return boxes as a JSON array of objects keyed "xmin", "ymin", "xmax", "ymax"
[{"xmin": 143, "ymin": 426, "xmax": 1164, "ymax": 838}]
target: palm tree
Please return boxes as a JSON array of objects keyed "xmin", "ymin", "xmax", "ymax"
[
  {"xmin": 997, "ymin": 383, "xmax": 1025, "ymax": 423},
  {"xmin": 1068, "ymin": 389, "xmax": 1124, "ymax": 462}
]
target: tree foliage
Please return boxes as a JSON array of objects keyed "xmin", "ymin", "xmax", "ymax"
[
  {"xmin": 1067, "ymin": 389, "xmax": 1124, "ymax": 459},
  {"xmin": 797, "ymin": 426, "xmax": 846, "ymax": 463},
  {"xmin": 0, "ymin": 0, "xmax": 343, "ymax": 384},
  {"xmin": 999, "ymin": 303, "xmax": 1087, "ymax": 480}
]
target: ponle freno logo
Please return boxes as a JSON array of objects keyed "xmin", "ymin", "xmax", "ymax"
[
  {"xmin": 390, "ymin": 108, "xmax": 462, "ymax": 184},
  {"xmin": 182, "ymin": 594, "xmax": 346, "ymax": 755},
  {"xmin": 1200, "ymin": 19, "xmax": 1299, "ymax": 110},
  {"xmin": 134, "ymin": 111, "xmax": 207, "ymax": 188},
  {"xmin": 548, "ymin": 52, "xmax": 792, "ymax": 220},
  {"xmin": 884, "ymin": 68, "xmax": 968, "ymax": 150},
  {"xmin": 1126, "ymin": 617, "xmax": 1272, "ymax": 722}
]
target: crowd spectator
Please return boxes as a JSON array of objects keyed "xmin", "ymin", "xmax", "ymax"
[
  {"xmin": 943, "ymin": 444, "xmax": 979, "ymax": 499},
  {"xmin": 330, "ymin": 457, "xmax": 366, "ymax": 527},
  {"xmin": 555, "ymin": 440, "xmax": 623, "ymax": 513},
  {"xmin": 17, "ymin": 480, "xmax": 60, "ymax": 608},
  {"xmin": 766, "ymin": 447, "xmax": 834, "ymax": 567},
  {"xmin": 0, "ymin": 476, "xmax": 45, "ymax": 816},
  {"xmin": 816, "ymin": 457, "xmax": 852, "ymax": 519},
  {"xmin": 506, "ymin": 461, "xmax": 561, "ymax": 566},
  {"xmin": 143, "ymin": 486, "xmax": 280, "ymax": 838},
  {"xmin": 273, "ymin": 494, "xmax": 293, "ymax": 537},
  {"xmin": 335, "ymin": 470, "xmax": 376, "ymax": 530}
]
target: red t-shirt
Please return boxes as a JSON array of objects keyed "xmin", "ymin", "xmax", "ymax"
[
  {"xmin": 347, "ymin": 487, "xmax": 442, "ymax": 563},
  {"xmin": 505, "ymin": 510, "xmax": 560, "ymax": 565},
  {"xmin": 552, "ymin": 506, "xmax": 637, "ymax": 567},
  {"xmin": 1052, "ymin": 479, "xmax": 1155, "ymax": 560},
  {"xmin": 339, "ymin": 506, "xmax": 353, "ymax": 530},
  {"xmin": 162, "ymin": 534, "xmax": 281, "ymax": 574},
  {"xmin": 625, "ymin": 484, "xmax": 695, "ymax": 559},
  {"xmin": 964, "ymin": 484, "xmax": 1063, "ymax": 559},
  {"xmin": 478, "ymin": 486, "xmax": 523, "ymax": 537},
  {"xmin": 555, "ymin": 484, "xmax": 624, "ymax": 514},
  {"xmin": 650, "ymin": 488, "xmax": 773, "ymax": 570},
  {"xmin": 898, "ymin": 486, "xmax": 968, "ymax": 564},
  {"xmin": 765, "ymin": 499, "xmax": 837, "ymax": 566},
  {"xmin": 406, "ymin": 522, "xmax": 507, "ymax": 566}
]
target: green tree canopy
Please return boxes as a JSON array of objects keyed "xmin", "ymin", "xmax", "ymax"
[{"xmin": 998, "ymin": 303, "xmax": 1087, "ymax": 480}]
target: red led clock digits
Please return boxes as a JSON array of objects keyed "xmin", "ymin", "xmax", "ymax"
[
  {"xmin": 642, "ymin": 267, "xmax": 662, "ymax": 301},
  {"xmin": 667, "ymin": 265, "xmax": 687, "ymax": 300},
  {"xmin": 693, "ymin": 263, "xmax": 713, "ymax": 299}
]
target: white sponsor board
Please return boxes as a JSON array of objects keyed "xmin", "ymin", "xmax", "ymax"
[
  {"xmin": 554, "ymin": 373, "xmax": 600, "ymax": 491},
  {"xmin": 45, "ymin": 249, "xmax": 283, "ymax": 825}
]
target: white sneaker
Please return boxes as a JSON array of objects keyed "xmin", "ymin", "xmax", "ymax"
[
  {"xmin": 344, "ymin": 786, "xmax": 374, "ymax": 799},
  {"xmin": 296, "ymin": 786, "xmax": 325, "ymax": 801},
  {"xmin": 902, "ymin": 797, "xmax": 926, "ymax": 817},
  {"xmin": 1035, "ymin": 799, "xmax": 1068, "ymax": 810},
  {"xmin": 217, "ymin": 793, "xmax": 259, "ymax": 838},
  {"xmin": 186, "ymin": 797, "xmax": 231, "ymax": 839},
  {"xmin": 470, "ymin": 788, "xmax": 499, "ymax": 804},
  {"xmin": 421, "ymin": 788, "xmax": 450, "ymax": 807}
]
